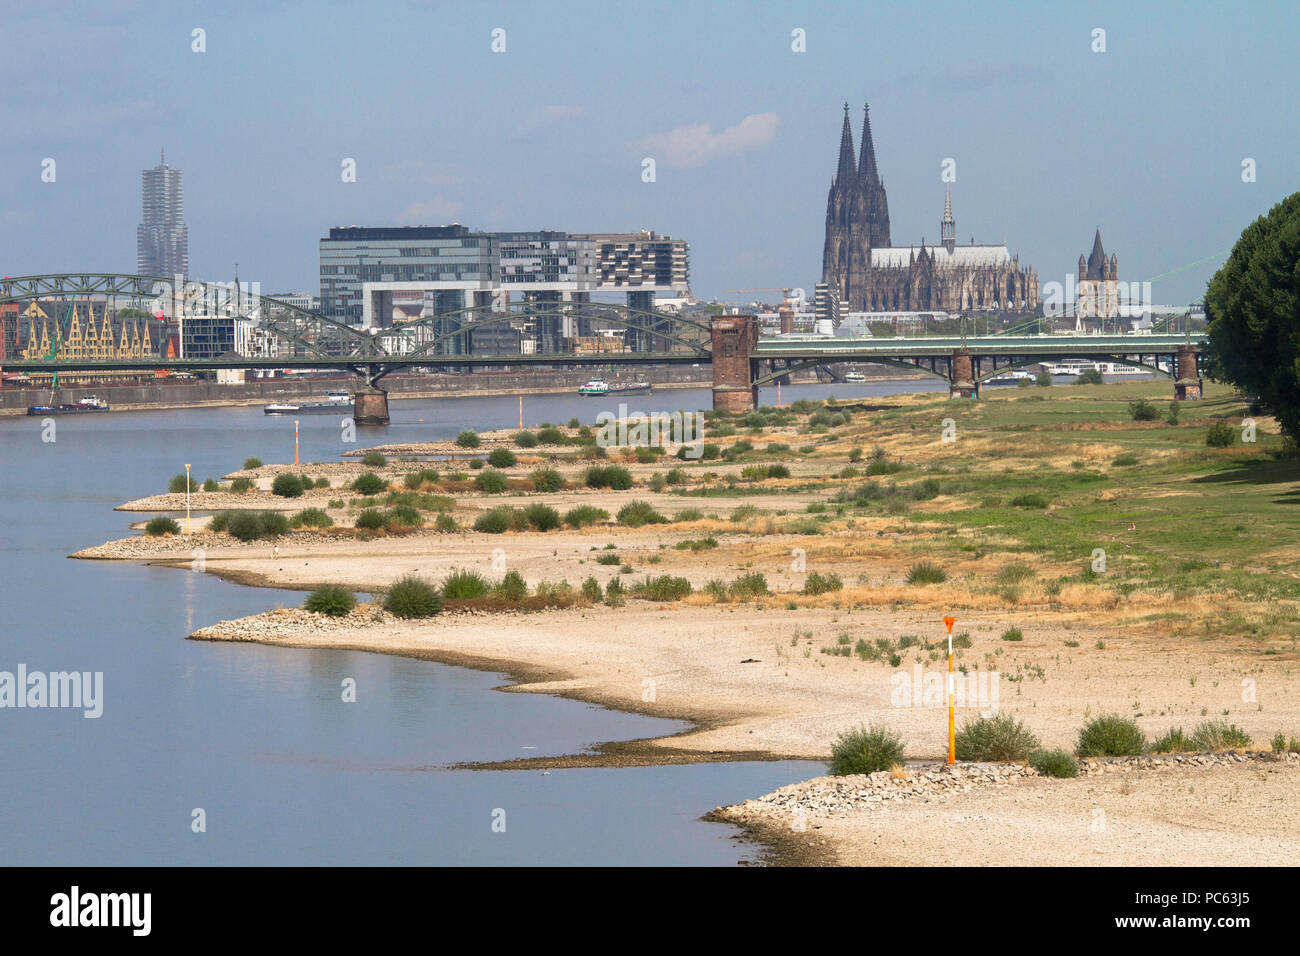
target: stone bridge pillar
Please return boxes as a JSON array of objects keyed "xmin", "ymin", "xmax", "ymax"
[
  {"xmin": 1174, "ymin": 346, "xmax": 1202, "ymax": 400},
  {"xmin": 353, "ymin": 387, "xmax": 390, "ymax": 425},
  {"xmin": 949, "ymin": 348, "xmax": 978, "ymax": 398},
  {"xmin": 710, "ymin": 314, "xmax": 758, "ymax": 412}
]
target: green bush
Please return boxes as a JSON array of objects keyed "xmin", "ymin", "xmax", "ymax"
[
  {"xmin": 314, "ymin": 476, "xmax": 331, "ymax": 489},
  {"xmin": 906, "ymin": 561, "xmax": 948, "ymax": 585},
  {"xmin": 1111, "ymin": 453, "xmax": 1139, "ymax": 466},
  {"xmin": 495, "ymin": 570, "xmax": 529, "ymax": 602},
  {"xmin": 1205, "ymin": 421, "xmax": 1235, "ymax": 448},
  {"xmin": 803, "ymin": 571, "xmax": 843, "ymax": 595},
  {"xmin": 290, "ymin": 507, "xmax": 334, "ymax": 529},
  {"xmin": 530, "ymin": 467, "xmax": 564, "ymax": 492},
  {"xmin": 1152, "ymin": 727, "xmax": 1194, "ymax": 753},
  {"xmin": 271, "ymin": 473, "xmax": 305, "ymax": 498},
  {"xmin": 475, "ymin": 469, "xmax": 508, "ymax": 493},
  {"xmin": 1128, "ymin": 399, "xmax": 1160, "ymax": 421},
  {"xmin": 354, "ymin": 508, "xmax": 387, "ymax": 530},
  {"xmin": 303, "ymin": 584, "xmax": 356, "ymax": 617},
  {"xmin": 565, "ymin": 505, "xmax": 609, "ymax": 528},
  {"xmin": 676, "ymin": 507, "xmax": 705, "ymax": 521},
  {"xmin": 243, "ymin": 457, "xmax": 263, "ymax": 470},
  {"xmin": 168, "ymin": 473, "xmax": 192, "ymax": 494},
  {"xmin": 487, "ymin": 447, "xmax": 517, "ymax": 468},
  {"xmin": 1076, "ymin": 368, "xmax": 1105, "ymax": 385},
  {"xmin": 144, "ymin": 516, "xmax": 180, "ymax": 536},
  {"xmin": 455, "ymin": 429, "xmax": 481, "ymax": 448},
  {"xmin": 216, "ymin": 509, "xmax": 289, "ymax": 542},
  {"xmin": 584, "ymin": 465, "xmax": 633, "ymax": 489},
  {"xmin": 513, "ymin": 430, "xmax": 539, "ymax": 448},
  {"xmin": 434, "ymin": 513, "xmax": 458, "ymax": 533},
  {"xmin": 637, "ymin": 574, "xmax": 692, "ymax": 601},
  {"xmin": 387, "ymin": 504, "xmax": 423, "ymax": 528},
  {"xmin": 1008, "ymin": 493, "xmax": 1049, "ymax": 508},
  {"xmin": 441, "ymin": 569, "xmax": 492, "ymax": 600},
  {"xmin": 1000, "ymin": 627, "xmax": 1024, "ymax": 642},
  {"xmin": 473, "ymin": 508, "xmax": 513, "ymax": 533},
  {"xmin": 956, "ymin": 714, "xmax": 1040, "ymax": 762},
  {"xmin": 229, "ymin": 476, "xmax": 253, "ymax": 493},
  {"xmin": 617, "ymin": 500, "xmax": 668, "ymax": 527},
  {"xmin": 200, "ymin": 478, "xmax": 219, "ymax": 492},
  {"xmin": 581, "ymin": 576, "xmax": 603, "ymax": 602},
  {"xmin": 536, "ymin": 426, "xmax": 566, "ymax": 445},
  {"xmin": 523, "ymin": 503, "xmax": 561, "ymax": 531},
  {"xmin": 829, "ymin": 724, "xmax": 905, "ymax": 776},
  {"xmin": 352, "ymin": 472, "xmax": 387, "ymax": 495},
  {"xmin": 403, "ymin": 471, "xmax": 430, "ymax": 490},
  {"xmin": 1076, "ymin": 714, "xmax": 1147, "ymax": 757},
  {"xmin": 1191, "ymin": 720, "xmax": 1251, "ymax": 750},
  {"xmin": 468, "ymin": 459, "xmax": 485, "ymax": 470},
  {"xmin": 1035, "ymin": 371, "xmax": 1053, "ymax": 387},
  {"xmin": 361, "ymin": 451, "xmax": 388, "ymax": 467},
  {"xmin": 384, "ymin": 575, "xmax": 443, "ymax": 618},
  {"xmin": 728, "ymin": 572, "xmax": 768, "ymax": 598},
  {"xmin": 1030, "ymin": 749, "xmax": 1079, "ymax": 778}
]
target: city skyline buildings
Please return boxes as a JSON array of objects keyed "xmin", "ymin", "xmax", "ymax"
[{"xmin": 136, "ymin": 150, "xmax": 187, "ymax": 281}]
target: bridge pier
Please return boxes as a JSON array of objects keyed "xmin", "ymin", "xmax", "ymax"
[
  {"xmin": 949, "ymin": 348, "xmax": 979, "ymax": 399},
  {"xmin": 353, "ymin": 388, "xmax": 390, "ymax": 425},
  {"xmin": 1174, "ymin": 345, "xmax": 1202, "ymax": 400},
  {"xmin": 711, "ymin": 314, "xmax": 758, "ymax": 412}
]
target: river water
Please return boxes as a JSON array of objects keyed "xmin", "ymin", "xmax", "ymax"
[{"xmin": 0, "ymin": 380, "xmax": 943, "ymax": 865}]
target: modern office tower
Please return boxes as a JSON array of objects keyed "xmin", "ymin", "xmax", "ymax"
[{"xmin": 137, "ymin": 150, "xmax": 188, "ymax": 280}]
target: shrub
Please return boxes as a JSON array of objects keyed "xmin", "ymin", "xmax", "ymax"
[
  {"xmin": 1000, "ymin": 627, "xmax": 1024, "ymax": 642},
  {"xmin": 1076, "ymin": 714, "xmax": 1147, "ymax": 757},
  {"xmin": 581, "ymin": 576, "xmax": 603, "ymax": 602},
  {"xmin": 474, "ymin": 469, "xmax": 508, "ymax": 494},
  {"xmin": 584, "ymin": 465, "xmax": 633, "ymax": 490},
  {"xmin": 1111, "ymin": 453, "xmax": 1139, "ymax": 466},
  {"xmin": 290, "ymin": 507, "xmax": 334, "ymax": 529},
  {"xmin": 1076, "ymin": 368, "xmax": 1105, "ymax": 385},
  {"xmin": 229, "ymin": 477, "xmax": 253, "ymax": 493},
  {"xmin": 442, "ymin": 569, "xmax": 492, "ymax": 600},
  {"xmin": 271, "ymin": 473, "xmax": 305, "ymax": 498},
  {"xmin": 468, "ymin": 459, "xmax": 485, "ymax": 470},
  {"xmin": 361, "ymin": 451, "xmax": 388, "ymax": 467},
  {"xmin": 536, "ymin": 426, "xmax": 566, "ymax": 445},
  {"xmin": 595, "ymin": 552, "xmax": 622, "ymax": 565},
  {"xmin": 495, "ymin": 570, "xmax": 529, "ymax": 602},
  {"xmin": 202, "ymin": 478, "xmax": 220, "ymax": 492},
  {"xmin": 530, "ymin": 467, "xmax": 564, "ymax": 492},
  {"xmin": 1128, "ymin": 399, "xmax": 1160, "ymax": 421},
  {"xmin": 403, "ymin": 472, "xmax": 426, "ymax": 490},
  {"xmin": 487, "ymin": 447, "xmax": 517, "ymax": 468},
  {"xmin": 513, "ymin": 430, "xmax": 539, "ymax": 448},
  {"xmin": 617, "ymin": 500, "xmax": 668, "ymax": 527},
  {"xmin": 314, "ymin": 477, "xmax": 331, "ymax": 489},
  {"xmin": 168, "ymin": 473, "xmax": 192, "ymax": 494},
  {"xmin": 634, "ymin": 445, "xmax": 664, "ymax": 463},
  {"xmin": 1205, "ymin": 421, "xmax": 1235, "ymax": 448},
  {"xmin": 728, "ymin": 572, "xmax": 769, "ymax": 598},
  {"xmin": 1035, "ymin": 371, "xmax": 1053, "ymax": 387},
  {"xmin": 848, "ymin": 447, "xmax": 863, "ymax": 463},
  {"xmin": 354, "ymin": 508, "xmax": 387, "ymax": 530},
  {"xmin": 217, "ymin": 510, "xmax": 288, "ymax": 542},
  {"xmin": 1153, "ymin": 727, "xmax": 1194, "ymax": 753},
  {"xmin": 1008, "ymin": 493, "xmax": 1049, "ymax": 508},
  {"xmin": 523, "ymin": 503, "xmax": 561, "ymax": 531},
  {"xmin": 387, "ymin": 504, "xmax": 423, "ymax": 528},
  {"xmin": 384, "ymin": 575, "xmax": 443, "ymax": 618},
  {"xmin": 303, "ymin": 584, "xmax": 356, "ymax": 617},
  {"xmin": 473, "ymin": 508, "xmax": 512, "ymax": 533},
  {"xmin": 802, "ymin": 571, "xmax": 843, "ymax": 595},
  {"xmin": 565, "ymin": 505, "xmax": 608, "ymax": 528},
  {"xmin": 637, "ymin": 574, "xmax": 692, "ymax": 601},
  {"xmin": 145, "ymin": 516, "xmax": 180, "ymax": 536},
  {"xmin": 906, "ymin": 561, "xmax": 948, "ymax": 585},
  {"xmin": 1030, "ymin": 749, "xmax": 1079, "ymax": 778},
  {"xmin": 829, "ymin": 724, "xmax": 905, "ymax": 776},
  {"xmin": 956, "ymin": 714, "xmax": 1040, "ymax": 762},
  {"xmin": 243, "ymin": 456, "xmax": 263, "ymax": 470},
  {"xmin": 434, "ymin": 513, "xmax": 458, "ymax": 533},
  {"xmin": 352, "ymin": 472, "xmax": 387, "ymax": 495},
  {"xmin": 455, "ymin": 429, "xmax": 481, "ymax": 448},
  {"xmin": 676, "ymin": 507, "xmax": 705, "ymax": 522},
  {"xmin": 1191, "ymin": 720, "xmax": 1251, "ymax": 751}
]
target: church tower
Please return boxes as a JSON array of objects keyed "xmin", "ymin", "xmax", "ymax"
[
  {"xmin": 821, "ymin": 103, "xmax": 858, "ymax": 300},
  {"xmin": 856, "ymin": 103, "xmax": 890, "ymax": 251},
  {"xmin": 941, "ymin": 184, "xmax": 956, "ymax": 253}
]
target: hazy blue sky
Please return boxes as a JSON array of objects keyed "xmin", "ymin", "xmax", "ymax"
[{"xmin": 1, "ymin": 0, "xmax": 1296, "ymax": 305}]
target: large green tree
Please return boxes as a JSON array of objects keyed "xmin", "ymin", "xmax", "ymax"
[{"xmin": 1204, "ymin": 191, "xmax": 1300, "ymax": 441}]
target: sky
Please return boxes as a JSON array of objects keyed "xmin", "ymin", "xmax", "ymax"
[{"xmin": 0, "ymin": 0, "xmax": 1296, "ymax": 307}]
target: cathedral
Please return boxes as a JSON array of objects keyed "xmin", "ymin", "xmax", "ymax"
[{"xmin": 821, "ymin": 103, "xmax": 1039, "ymax": 314}]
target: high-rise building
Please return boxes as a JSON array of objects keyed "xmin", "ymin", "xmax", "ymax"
[{"xmin": 137, "ymin": 151, "xmax": 188, "ymax": 280}]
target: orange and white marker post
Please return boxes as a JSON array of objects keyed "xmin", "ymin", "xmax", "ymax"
[
  {"xmin": 944, "ymin": 615, "xmax": 956, "ymax": 763},
  {"xmin": 519, "ymin": 396, "xmax": 523, "ymax": 430},
  {"xmin": 294, "ymin": 419, "xmax": 300, "ymax": 465}
]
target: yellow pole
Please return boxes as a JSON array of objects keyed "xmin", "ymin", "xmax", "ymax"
[
  {"xmin": 294, "ymin": 420, "xmax": 300, "ymax": 465},
  {"xmin": 184, "ymin": 463, "xmax": 191, "ymax": 534},
  {"xmin": 519, "ymin": 395, "xmax": 523, "ymax": 429},
  {"xmin": 945, "ymin": 615, "xmax": 956, "ymax": 763}
]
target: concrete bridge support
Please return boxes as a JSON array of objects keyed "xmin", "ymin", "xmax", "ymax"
[
  {"xmin": 949, "ymin": 348, "xmax": 978, "ymax": 398},
  {"xmin": 353, "ymin": 388, "xmax": 390, "ymax": 425},
  {"xmin": 710, "ymin": 314, "xmax": 758, "ymax": 412},
  {"xmin": 1174, "ymin": 346, "xmax": 1202, "ymax": 400}
]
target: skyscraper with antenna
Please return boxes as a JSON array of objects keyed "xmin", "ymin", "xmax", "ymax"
[{"xmin": 137, "ymin": 150, "xmax": 188, "ymax": 280}]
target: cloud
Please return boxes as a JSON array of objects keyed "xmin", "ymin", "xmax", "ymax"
[
  {"xmin": 514, "ymin": 104, "xmax": 584, "ymax": 138},
  {"xmin": 639, "ymin": 113, "xmax": 780, "ymax": 168},
  {"xmin": 396, "ymin": 197, "xmax": 464, "ymax": 223}
]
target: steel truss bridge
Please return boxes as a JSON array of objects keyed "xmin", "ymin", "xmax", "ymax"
[{"xmin": 2, "ymin": 273, "xmax": 1204, "ymax": 394}]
